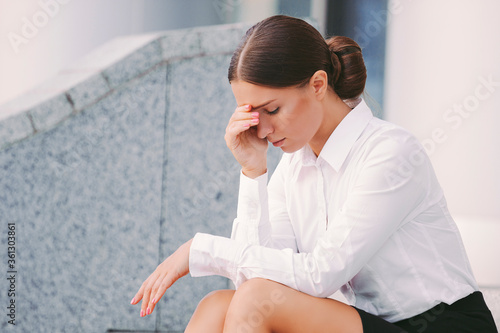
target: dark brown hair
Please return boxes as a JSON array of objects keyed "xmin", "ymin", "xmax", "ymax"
[{"xmin": 228, "ymin": 15, "xmax": 366, "ymax": 100}]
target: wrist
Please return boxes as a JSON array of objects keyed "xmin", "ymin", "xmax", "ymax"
[{"xmin": 242, "ymin": 168, "xmax": 267, "ymax": 179}]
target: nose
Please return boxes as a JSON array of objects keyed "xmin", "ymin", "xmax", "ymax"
[{"xmin": 256, "ymin": 113, "xmax": 274, "ymax": 140}]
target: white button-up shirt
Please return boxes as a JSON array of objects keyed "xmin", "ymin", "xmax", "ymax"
[{"xmin": 189, "ymin": 100, "xmax": 478, "ymax": 322}]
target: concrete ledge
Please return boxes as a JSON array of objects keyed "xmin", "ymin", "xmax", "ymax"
[{"xmin": 0, "ymin": 22, "xmax": 249, "ymax": 152}]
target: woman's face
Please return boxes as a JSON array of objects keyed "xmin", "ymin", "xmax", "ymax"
[{"xmin": 230, "ymin": 80, "xmax": 325, "ymax": 154}]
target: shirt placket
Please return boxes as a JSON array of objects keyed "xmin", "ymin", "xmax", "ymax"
[{"xmin": 316, "ymin": 162, "xmax": 328, "ymax": 230}]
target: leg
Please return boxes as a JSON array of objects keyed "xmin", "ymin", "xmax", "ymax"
[
  {"xmin": 185, "ymin": 289, "xmax": 235, "ymax": 333},
  {"xmin": 223, "ymin": 278, "xmax": 363, "ymax": 333}
]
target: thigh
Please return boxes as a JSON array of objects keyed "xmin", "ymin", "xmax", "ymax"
[{"xmin": 226, "ymin": 278, "xmax": 364, "ymax": 333}]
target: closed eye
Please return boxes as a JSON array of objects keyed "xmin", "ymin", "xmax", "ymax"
[{"xmin": 266, "ymin": 107, "xmax": 280, "ymax": 115}]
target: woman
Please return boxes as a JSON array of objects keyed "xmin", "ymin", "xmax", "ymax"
[{"xmin": 131, "ymin": 15, "xmax": 497, "ymax": 332}]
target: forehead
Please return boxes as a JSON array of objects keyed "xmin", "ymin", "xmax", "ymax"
[{"xmin": 230, "ymin": 80, "xmax": 298, "ymax": 107}]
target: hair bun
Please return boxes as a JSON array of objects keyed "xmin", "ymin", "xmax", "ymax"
[
  {"xmin": 326, "ymin": 36, "xmax": 367, "ymax": 100},
  {"xmin": 228, "ymin": 15, "xmax": 367, "ymax": 98}
]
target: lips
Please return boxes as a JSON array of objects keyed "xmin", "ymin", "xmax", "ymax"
[{"xmin": 271, "ymin": 138, "xmax": 285, "ymax": 147}]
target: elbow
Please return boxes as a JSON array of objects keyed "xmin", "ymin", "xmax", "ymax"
[{"xmin": 294, "ymin": 254, "xmax": 346, "ymax": 298}]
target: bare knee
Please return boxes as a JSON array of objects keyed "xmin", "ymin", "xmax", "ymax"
[
  {"xmin": 224, "ymin": 279, "xmax": 288, "ymax": 332},
  {"xmin": 200, "ymin": 289, "xmax": 235, "ymax": 309},
  {"xmin": 186, "ymin": 289, "xmax": 234, "ymax": 333}
]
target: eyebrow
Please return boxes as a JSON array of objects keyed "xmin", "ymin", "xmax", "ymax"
[{"xmin": 251, "ymin": 99, "xmax": 277, "ymax": 110}]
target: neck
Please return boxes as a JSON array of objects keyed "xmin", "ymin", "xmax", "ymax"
[{"xmin": 309, "ymin": 92, "xmax": 352, "ymax": 156}]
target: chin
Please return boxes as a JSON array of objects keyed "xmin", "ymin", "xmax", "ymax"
[{"xmin": 279, "ymin": 145, "xmax": 301, "ymax": 154}]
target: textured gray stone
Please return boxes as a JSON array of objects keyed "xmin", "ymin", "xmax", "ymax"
[
  {"xmin": 199, "ymin": 25, "xmax": 244, "ymax": 55},
  {"xmin": 103, "ymin": 39, "xmax": 163, "ymax": 88},
  {"xmin": 0, "ymin": 66, "xmax": 166, "ymax": 333},
  {"xmin": 161, "ymin": 29, "xmax": 202, "ymax": 60},
  {"xmin": 67, "ymin": 73, "xmax": 111, "ymax": 111},
  {"xmin": 29, "ymin": 93, "xmax": 74, "ymax": 132},
  {"xmin": 0, "ymin": 113, "xmax": 34, "ymax": 149},
  {"xmin": 157, "ymin": 54, "xmax": 238, "ymax": 331}
]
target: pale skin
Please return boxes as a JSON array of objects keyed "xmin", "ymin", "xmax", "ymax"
[{"xmin": 131, "ymin": 70, "xmax": 363, "ymax": 332}]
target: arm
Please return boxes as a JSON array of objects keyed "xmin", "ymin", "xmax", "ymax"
[
  {"xmin": 130, "ymin": 238, "xmax": 192, "ymax": 317},
  {"xmin": 230, "ymin": 156, "xmax": 297, "ymax": 251},
  {"xmin": 191, "ymin": 134, "xmax": 432, "ymax": 296}
]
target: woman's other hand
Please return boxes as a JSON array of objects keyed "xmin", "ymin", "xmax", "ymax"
[
  {"xmin": 130, "ymin": 238, "xmax": 193, "ymax": 317},
  {"xmin": 225, "ymin": 104, "xmax": 268, "ymax": 178}
]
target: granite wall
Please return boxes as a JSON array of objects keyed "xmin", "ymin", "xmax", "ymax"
[{"xmin": 0, "ymin": 22, "xmax": 280, "ymax": 332}]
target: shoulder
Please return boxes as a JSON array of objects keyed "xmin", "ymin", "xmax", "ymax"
[
  {"xmin": 348, "ymin": 117, "xmax": 435, "ymax": 189},
  {"xmin": 360, "ymin": 117, "xmax": 425, "ymax": 161},
  {"xmin": 354, "ymin": 117, "xmax": 440, "ymax": 193}
]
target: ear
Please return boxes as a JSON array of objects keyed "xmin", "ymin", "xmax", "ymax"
[{"xmin": 308, "ymin": 70, "xmax": 329, "ymax": 101}]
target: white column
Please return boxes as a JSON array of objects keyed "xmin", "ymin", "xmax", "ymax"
[
  {"xmin": 384, "ymin": 0, "xmax": 500, "ymax": 286},
  {"xmin": 236, "ymin": 0, "xmax": 278, "ymax": 23}
]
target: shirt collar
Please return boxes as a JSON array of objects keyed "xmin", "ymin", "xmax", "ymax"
[{"xmin": 299, "ymin": 99, "xmax": 374, "ymax": 172}]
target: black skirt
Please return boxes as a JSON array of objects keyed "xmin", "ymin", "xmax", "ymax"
[{"xmin": 353, "ymin": 291, "xmax": 498, "ymax": 333}]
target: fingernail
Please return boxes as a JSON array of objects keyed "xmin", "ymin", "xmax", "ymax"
[
  {"xmin": 251, "ymin": 118, "xmax": 259, "ymax": 124},
  {"xmin": 140, "ymin": 310, "xmax": 144, "ymax": 317},
  {"xmin": 130, "ymin": 298, "xmax": 135, "ymax": 304},
  {"xmin": 152, "ymin": 298, "xmax": 156, "ymax": 304},
  {"xmin": 147, "ymin": 307, "xmax": 151, "ymax": 315},
  {"xmin": 251, "ymin": 112, "xmax": 259, "ymax": 118},
  {"xmin": 245, "ymin": 105, "xmax": 251, "ymax": 110}
]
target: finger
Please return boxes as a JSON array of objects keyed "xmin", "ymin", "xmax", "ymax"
[
  {"xmin": 140, "ymin": 277, "xmax": 157, "ymax": 317},
  {"xmin": 232, "ymin": 107, "xmax": 258, "ymax": 120},
  {"xmin": 146, "ymin": 275, "xmax": 167, "ymax": 314},
  {"xmin": 230, "ymin": 104, "xmax": 257, "ymax": 122},
  {"xmin": 131, "ymin": 275, "xmax": 152, "ymax": 306},
  {"xmin": 236, "ymin": 104, "xmax": 252, "ymax": 113},
  {"xmin": 225, "ymin": 125, "xmax": 253, "ymax": 150},
  {"xmin": 151, "ymin": 274, "xmax": 176, "ymax": 310},
  {"xmin": 226, "ymin": 118, "xmax": 259, "ymax": 137},
  {"xmin": 228, "ymin": 111, "xmax": 259, "ymax": 130},
  {"xmin": 131, "ymin": 285, "xmax": 144, "ymax": 305},
  {"xmin": 227, "ymin": 112, "xmax": 260, "ymax": 133}
]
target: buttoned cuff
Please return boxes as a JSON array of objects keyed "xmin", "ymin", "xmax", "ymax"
[{"xmin": 189, "ymin": 232, "xmax": 245, "ymax": 281}]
